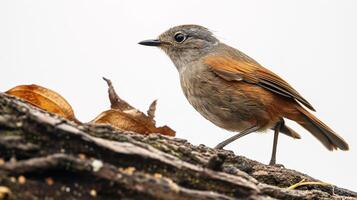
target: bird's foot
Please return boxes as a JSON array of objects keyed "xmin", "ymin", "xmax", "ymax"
[
  {"xmin": 269, "ymin": 158, "xmax": 285, "ymax": 168},
  {"xmin": 214, "ymin": 143, "xmax": 225, "ymax": 149},
  {"xmin": 270, "ymin": 163, "xmax": 285, "ymax": 168},
  {"xmin": 269, "ymin": 159, "xmax": 275, "ymax": 166}
]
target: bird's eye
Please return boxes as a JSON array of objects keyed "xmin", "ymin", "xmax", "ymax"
[{"xmin": 174, "ymin": 32, "xmax": 187, "ymax": 43}]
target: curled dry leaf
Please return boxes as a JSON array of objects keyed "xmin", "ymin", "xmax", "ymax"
[
  {"xmin": 92, "ymin": 109, "xmax": 151, "ymax": 134},
  {"xmin": 5, "ymin": 84, "xmax": 78, "ymax": 122},
  {"xmin": 102, "ymin": 77, "xmax": 134, "ymax": 111},
  {"xmin": 5, "ymin": 79, "xmax": 175, "ymax": 137},
  {"xmin": 91, "ymin": 78, "xmax": 175, "ymax": 136},
  {"xmin": 92, "ymin": 109, "xmax": 175, "ymax": 136},
  {"xmin": 147, "ymin": 100, "xmax": 157, "ymax": 120}
]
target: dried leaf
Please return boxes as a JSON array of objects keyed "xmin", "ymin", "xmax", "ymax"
[
  {"xmin": 91, "ymin": 109, "xmax": 174, "ymax": 136},
  {"xmin": 5, "ymin": 84, "xmax": 78, "ymax": 122},
  {"xmin": 92, "ymin": 109, "xmax": 150, "ymax": 134},
  {"xmin": 103, "ymin": 77, "xmax": 134, "ymax": 111},
  {"xmin": 152, "ymin": 125, "xmax": 175, "ymax": 137},
  {"xmin": 5, "ymin": 79, "xmax": 175, "ymax": 137},
  {"xmin": 147, "ymin": 100, "xmax": 157, "ymax": 121},
  {"xmin": 91, "ymin": 78, "xmax": 176, "ymax": 136}
]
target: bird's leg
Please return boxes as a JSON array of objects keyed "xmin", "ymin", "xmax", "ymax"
[
  {"xmin": 269, "ymin": 119, "xmax": 284, "ymax": 165},
  {"xmin": 214, "ymin": 126, "xmax": 259, "ymax": 149}
]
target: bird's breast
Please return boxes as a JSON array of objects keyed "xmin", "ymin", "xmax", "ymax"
[{"xmin": 178, "ymin": 63, "xmax": 265, "ymax": 131}]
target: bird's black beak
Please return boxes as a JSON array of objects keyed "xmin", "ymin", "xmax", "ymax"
[{"xmin": 138, "ymin": 39, "xmax": 162, "ymax": 47}]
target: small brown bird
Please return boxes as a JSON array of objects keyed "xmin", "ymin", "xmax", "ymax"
[{"xmin": 139, "ymin": 24, "xmax": 349, "ymax": 165}]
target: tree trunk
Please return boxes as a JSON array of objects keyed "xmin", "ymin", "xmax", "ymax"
[{"xmin": 0, "ymin": 93, "xmax": 356, "ymax": 200}]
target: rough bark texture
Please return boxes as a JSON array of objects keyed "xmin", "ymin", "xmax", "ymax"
[{"xmin": 0, "ymin": 93, "xmax": 356, "ymax": 200}]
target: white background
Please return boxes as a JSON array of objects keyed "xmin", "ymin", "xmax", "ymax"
[{"xmin": 1, "ymin": 0, "xmax": 356, "ymax": 191}]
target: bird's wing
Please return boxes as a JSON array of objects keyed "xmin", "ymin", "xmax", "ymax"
[{"xmin": 203, "ymin": 55, "xmax": 316, "ymax": 111}]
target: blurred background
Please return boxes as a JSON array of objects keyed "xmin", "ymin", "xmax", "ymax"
[{"xmin": 1, "ymin": 0, "xmax": 356, "ymax": 190}]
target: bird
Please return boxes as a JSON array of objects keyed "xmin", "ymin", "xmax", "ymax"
[{"xmin": 138, "ymin": 24, "xmax": 349, "ymax": 165}]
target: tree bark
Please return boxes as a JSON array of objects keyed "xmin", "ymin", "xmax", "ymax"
[{"xmin": 0, "ymin": 93, "xmax": 356, "ymax": 200}]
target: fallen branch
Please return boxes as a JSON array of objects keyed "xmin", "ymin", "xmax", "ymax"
[{"xmin": 0, "ymin": 93, "xmax": 356, "ymax": 199}]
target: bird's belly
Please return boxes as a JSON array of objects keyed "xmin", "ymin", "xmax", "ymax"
[
  {"xmin": 180, "ymin": 71, "xmax": 263, "ymax": 131},
  {"xmin": 187, "ymin": 95, "xmax": 253, "ymax": 131}
]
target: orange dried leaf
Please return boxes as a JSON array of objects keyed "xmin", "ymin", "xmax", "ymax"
[
  {"xmin": 92, "ymin": 109, "xmax": 153, "ymax": 134},
  {"xmin": 96, "ymin": 78, "xmax": 176, "ymax": 137},
  {"xmin": 103, "ymin": 77, "xmax": 134, "ymax": 111},
  {"xmin": 147, "ymin": 100, "xmax": 157, "ymax": 121},
  {"xmin": 92, "ymin": 109, "xmax": 175, "ymax": 136},
  {"xmin": 5, "ymin": 84, "xmax": 77, "ymax": 122},
  {"xmin": 151, "ymin": 125, "xmax": 175, "ymax": 137}
]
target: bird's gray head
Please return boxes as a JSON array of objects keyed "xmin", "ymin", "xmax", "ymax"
[{"xmin": 139, "ymin": 25, "xmax": 219, "ymax": 70}]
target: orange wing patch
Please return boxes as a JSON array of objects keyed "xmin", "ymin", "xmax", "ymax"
[{"xmin": 203, "ymin": 55, "xmax": 315, "ymax": 111}]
